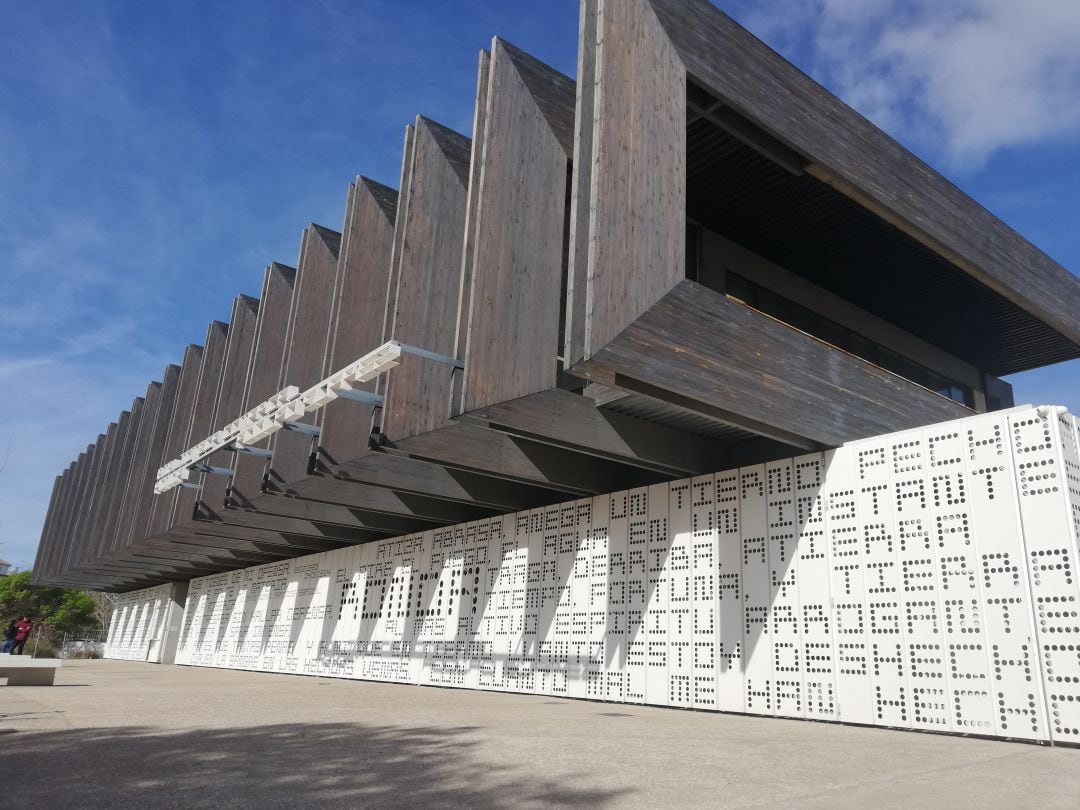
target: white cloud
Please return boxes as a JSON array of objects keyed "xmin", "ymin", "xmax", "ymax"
[{"xmin": 737, "ymin": 0, "xmax": 1080, "ymax": 170}]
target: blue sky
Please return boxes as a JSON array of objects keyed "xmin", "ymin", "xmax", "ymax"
[{"xmin": 1, "ymin": 0, "xmax": 1077, "ymax": 573}]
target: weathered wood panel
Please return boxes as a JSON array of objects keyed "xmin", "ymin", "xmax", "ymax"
[
  {"xmin": 574, "ymin": 280, "xmax": 971, "ymax": 447},
  {"xmin": 146, "ymin": 344, "xmax": 204, "ymax": 538},
  {"xmin": 199, "ymin": 295, "xmax": 260, "ymax": 510},
  {"xmin": 225, "ymin": 495, "xmax": 439, "ymax": 536},
  {"xmin": 59, "ymin": 440, "xmax": 102, "ymax": 576},
  {"xmin": 107, "ymin": 380, "xmax": 162, "ymax": 557},
  {"xmin": 295, "ymin": 449, "xmax": 552, "ymax": 513},
  {"xmin": 565, "ymin": 0, "xmax": 599, "ymax": 369},
  {"xmin": 120, "ymin": 363, "xmax": 182, "ymax": 553},
  {"xmin": 68, "ymin": 434, "xmax": 108, "ymax": 577},
  {"xmin": 171, "ymin": 321, "xmax": 230, "ymax": 528},
  {"xmin": 55, "ymin": 453, "xmax": 87, "ymax": 574},
  {"xmin": 460, "ymin": 39, "xmax": 575, "ymax": 412},
  {"xmin": 317, "ymin": 178, "xmax": 397, "ymax": 469},
  {"xmin": 457, "ymin": 387, "xmax": 726, "ymax": 475},
  {"xmin": 381, "ymin": 118, "xmax": 471, "ymax": 441},
  {"xmin": 230, "ymin": 263, "xmax": 296, "ymax": 506},
  {"xmin": 57, "ymin": 436, "xmax": 94, "ymax": 576},
  {"xmin": 76, "ymin": 416, "xmax": 125, "ymax": 572},
  {"xmin": 382, "ymin": 125, "xmax": 415, "ymax": 345},
  {"xmin": 647, "ymin": 0, "xmax": 1080, "ymax": 350},
  {"xmin": 278, "ymin": 474, "xmax": 497, "ymax": 525},
  {"xmin": 29, "ymin": 474, "xmax": 64, "ymax": 583},
  {"xmin": 75, "ymin": 422, "xmax": 122, "ymax": 575},
  {"xmin": 131, "ymin": 541, "xmax": 275, "ymax": 567},
  {"xmin": 269, "ymin": 225, "xmax": 341, "ymax": 487},
  {"xmin": 451, "ymin": 48, "xmax": 491, "ymax": 418},
  {"xmin": 567, "ymin": 0, "xmax": 686, "ymax": 364},
  {"xmin": 91, "ymin": 397, "xmax": 145, "ymax": 564},
  {"xmin": 161, "ymin": 522, "xmax": 350, "ymax": 553},
  {"xmin": 32, "ymin": 466, "xmax": 72, "ymax": 584},
  {"xmin": 391, "ymin": 422, "xmax": 660, "ymax": 495},
  {"xmin": 189, "ymin": 510, "xmax": 376, "ymax": 546}
]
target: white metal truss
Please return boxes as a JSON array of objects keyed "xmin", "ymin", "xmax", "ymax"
[{"xmin": 152, "ymin": 340, "xmax": 450, "ymax": 494}]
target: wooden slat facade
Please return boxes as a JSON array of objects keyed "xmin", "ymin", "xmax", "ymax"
[
  {"xmin": 574, "ymin": 280, "xmax": 972, "ymax": 448},
  {"xmin": 268, "ymin": 225, "xmax": 341, "ymax": 487},
  {"xmin": 460, "ymin": 40, "xmax": 575, "ymax": 413},
  {"xmin": 381, "ymin": 117, "xmax": 471, "ymax": 442},
  {"xmin": 229, "ymin": 263, "xmax": 296, "ymax": 506},
  {"xmin": 31, "ymin": 1, "xmax": 1080, "ymax": 591},
  {"xmin": 317, "ymin": 178, "xmax": 398, "ymax": 469},
  {"xmin": 197, "ymin": 296, "xmax": 260, "ymax": 510},
  {"xmin": 170, "ymin": 321, "xmax": 230, "ymax": 528}
]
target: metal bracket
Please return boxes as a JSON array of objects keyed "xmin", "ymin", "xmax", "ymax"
[
  {"xmin": 281, "ymin": 421, "xmax": 321, "ymax": 437},
  {"xmin": 190, "ymin": 463, "xmax": 234, "ymax": 477},
  {"xmin": 337, "ymin": 389, "xmax": 385, "ymax": 407},
  {"xmin": 229, "ymin": 443, "xmax": 273, "ymax": 459},
  {"xmin": 398, "ymin": 343, "xmax": 464, "ymax": 369}
]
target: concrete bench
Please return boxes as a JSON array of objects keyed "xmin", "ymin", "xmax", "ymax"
[{"xmin": 0, "ymin": 654, "xmax": 62, "ymax": 686}]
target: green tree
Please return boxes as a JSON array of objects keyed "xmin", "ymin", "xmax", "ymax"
[{"xmin": 0, "ymin": 571, "xmax": 97, "ymax": 637}]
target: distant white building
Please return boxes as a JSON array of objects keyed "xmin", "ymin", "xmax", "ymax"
[{"xmin": 0, "ymin": 560, "xmax": 11, "ymax": 576}]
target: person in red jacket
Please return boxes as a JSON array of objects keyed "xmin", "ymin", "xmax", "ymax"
[{"xmin": 12, "ymin": 615, "xmax": 33, "ymax": 655}]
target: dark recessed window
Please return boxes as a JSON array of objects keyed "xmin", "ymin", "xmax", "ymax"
[
  {"xmin": 757, "ymin": 288, "xmax": 790, "ymax": 321},
  {"xmin": 789, "ymin": 303, "xmax": 820, "ymax": 336},
  {"xmin": 726, "ymin": 274, "xmax": 757, "ymax": 307},
  {"xmin": 722, "ymin": 271, "xmax": 976, "ymax": 408}
]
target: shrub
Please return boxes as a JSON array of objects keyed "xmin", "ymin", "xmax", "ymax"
[{"xmin": 29, "ymin": 642, "xmax": 57, "ymax": 659}]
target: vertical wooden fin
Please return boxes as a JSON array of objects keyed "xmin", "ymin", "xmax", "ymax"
[
  {"xmin": 269, "ymin": 224, "xmax": 342, "ymax": 487},
  {"xmin": 171, "ymin": 321, "xmax": 230, "ymax": 527},
  {"xmin": 122, "ymin": 363, "xmax": 181, "ymax": 552},
  {"xmin": 451, "ymin": 48, "xmax": 492, "ymax": 417},
  {"xmin": 230, "ymin": 264, "xmax": 296, "ymax": 506},
  {"xmin": 317, "ymin": 176, "xmax": 398, "ymax": 469},
  {"xmin": 570, "ymin": 0, "xmax": 686, "ymax": 366},
  {"xmin": 146, "ymin": 343, "xmax": 204, "ymax": 537},
  {"xmin": 460, "ymin": 39, "xmax": 576, "ymax": 413},
  {"xmin": 197, "ymin": 295, "xmax": 260, "ymax": 510},
  {"xmin": 381, "ymin": 117, "xmax": 471, "ymax": 442}
]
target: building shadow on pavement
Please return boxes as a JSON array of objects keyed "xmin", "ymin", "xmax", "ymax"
[{"xmin": 2, "ymin": 722, "xmax": 631, "ymax": 808}]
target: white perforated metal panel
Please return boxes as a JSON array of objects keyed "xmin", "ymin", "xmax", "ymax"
[
  {"xmin": 740, "ymin": 463, "xmax": 773, "ymax": 716},
  {"xmin": 715, "ymin": 469, "xmax": 745, "ymax": 712},
  {"xmin": 105, "ymin": 583, "xmax": 173, "ymax": 662},
  {"xmin": 1015, "ymin": 409, "xmax": 1080, "ymax": 742},
  {"xmin": 767, "ymin": 458, "xmax": 802, "ymax": 719},
  {"xmin": 795, "ymin": 453, "xmax": 836, "ymax": 721},
  {"xmin": 159, "ymin": 405, "xmax": 1080, "ymax": 743},
  {"xmin": 669, "ymin": 479, "xmax": 694, "ymax": 708},
  {"xmin": 690, "ymin": 474, "xmax": 719, "ymax": 710}
]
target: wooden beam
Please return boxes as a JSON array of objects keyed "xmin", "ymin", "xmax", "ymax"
[
  {"xmin": 572, "ymin": 279, "xmax": 971, "ymax": 447},
  {"xmin": 457, "ymin": 387, "xmax": 726, "ymax": 475}
]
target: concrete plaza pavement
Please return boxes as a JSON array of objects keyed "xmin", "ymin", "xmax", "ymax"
[{"xmin": 1, "ymin": 659, "xmax": 1077, "ymax": 808}]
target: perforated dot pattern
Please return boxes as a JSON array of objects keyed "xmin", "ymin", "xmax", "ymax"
[{"xmin": 128, "ymin": 406, "xmax": 1080, "ymax": 743}]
